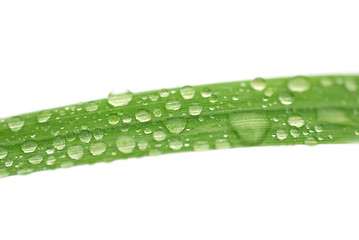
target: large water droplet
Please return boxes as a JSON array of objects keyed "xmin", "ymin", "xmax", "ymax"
[
  {"xmin": 28, "ymin": 154, "xmax": 43, "ymax": 165},
  {"xmin": 38, "ymin": 111, "xmax": 52, "ymax": 123},
  {"xmin": 116, "ymin": 135, "xmax": 136, "ymax": 154},
  {"xmin": 288, "ymin": 76, "xmax": 310, "ymax": 92},
  {"xmin": 164, "ymin": 118, "xmax": 186, "ymax": 134},
  {"xmin": 67, "ymin": 145, "xmax": 84, "ymax": 160},
  {"xmin": 229, "ymin": 111, "xmax": 270, "ymax": 145},
  {"xmin": 89, "ymin": 141, "xmax": 107, "ymax": 156},
  {"xmin": 180, "ymin": 86, "xmax": 195, "ymax": 99},
  {"xmin": 0, "ymin": 146, "xmax": 8, "ymax": 159},
  {"xmin": 165, "ymin": 99, "xmax": 181, "ymax": 110},
  {"xmin": 53, "ymin": 136, "xmax": 66, "ymax": 150},
  {"xmin": 108, "ymin": 90, "xmax": 133, "ymax": 107},
  {"xmin": 153, "ymin": 130, "xmax": 167, "ymax": 141},
  {"xmin": 250, "ymin": 78, "xmax": 266, "ymax": 91},
  {"xmin": 135, "ymin": 110, "xmax": 152, "ymax": 122},
  {"xmin": 8, "ymin": 116, "xmax": 24, "ymax": 132},
  {"xmin": 21, "ymin": 140, "xmax": 38, "ymax": 153},
  {"xmin": 189, "ymin": 103, "xmax": 202, "ymax": 116},
  {"xmin": 288, "ymin": 115, "xmax": 305, "ymax": 128}
]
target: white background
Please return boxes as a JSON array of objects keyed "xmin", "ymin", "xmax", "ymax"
[{"xmin": 1, "ymin": 1, "xmax": 359, "ymax": 239}]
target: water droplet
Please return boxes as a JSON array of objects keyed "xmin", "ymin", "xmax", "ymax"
[
  {"xmin": 67, "ymin": 145, "xmax": 84, "ymax": 160},
  {"xmin": 288, "ymin": 115, "xmax": 304, "ymax": 128},
  {"xmin": 180, "ymin": 86, "xmax": 195, "ymax": 99},
  {"xmin": 305, "ymin": 136, "xmax": 317, "ymax": 146},
  {"xmin": 169, "ymin": 139, "xmax": 183, "ymax": 150},
  {"xmin": 53, "ymin": 136, "xmax": 65, "ymax": 150},
  {"xmin": 153, "ymin": 130, "xmax": 167, "ymax": 141},
  {"xmin": 215, "ymin": 138, "xmax": 231, "ymax": 149},
  {"xmin": 8, "ymin": 116, "xmax": 24, "ymax": 131},
  {"xmin": 66, "ymin": 132, "xmax": 76, "ymax": 141},
  {"xmin": 46, "ymin": 155, "xmax": 56, "ymax": 165},
  {"xmin": 136, "ymin": 110, "xmax": 152, "ymax": 122},
  {"xmin": 89, "ymin": 141, "xmax": 107, "ymax": 156},
  {"xmin": 164, "ymin": 118, "xmax": 186, "ymax": 134},
  {"xmin": 93, "ymin": 128, "xmax": 104, "ymax": 140},
  {"xmin": 250, "ymin": 78, "xmax": 266, "ymax": 91},
  {"xmin": 38, "ymin": 111, "xmax": 52, "ymax": 123},
  {"xmin": 276, "ymin": 129, "xmax": 288, "ymax": 140},
  {"xmin": 229, "ymin": 112, "xmax": 270, "ymax": 145},
  {"xmin": 320, "ymin": 77, "xmax": 333, "ymax": 87},
  {"xmin": 116, "ymin": 135, "xmax": 136, "ymax": 154},
  {"xmin": 279, "ymin": 92, "xmax": 294, "ymax": 105},
  {"xmin": 61, "ymin": 161, "xmax": 74, "ymax": 168},
  {"xmin": 201, "ymin": 88, "xmax": 212, "ymax": 98},
  {"xmin": 85, "ymin": 101, "xmax": 99, "ymax": 112},
  {"xmin": 4, "ymin": 160, "xmax": 13, "ymax": 167},
  {"xmin": 149, "ymin": 93, "xmax": 159, "ymax": 101},
  {"xmin": 290, "ymin": 128, "xmax": 300, "ymax": 138},
  {"xmin": 0, "ymin": 146, "xmax": 8, "ymax": 159},
  {"xmin": 138, "ymin": 139, "xmax": 148, "ymax": 151},
  {"xmin": 122, "ymin": 114, "xmax": 132, "ymax": 123},
  {"xmin": 21, "ymin": 140, "xmax": 38, "ymax": 153},
  {"xmin": 108, "ymin": 114, "xmax": 119, "ymax": 125},
  {"xmin": 165, "ymin": 99, "xmax": 181, "ymax": 110},
  {"xmin": 193, "ymin": 141, "xmax": 209, "ymax": 151},
  {"xmin": 28, "ymin": 154, "xmax": 43, "ymax": 165},
  {"xmin": 264, "ymin": 88, "xmax": 274, "ymax": 97},
  {"xmin": 317, "ymin": 108, "xmax": 352, "ymax": 125},
  {"xmin": 189, "ymin": 103, "xmax": 202, "ymax": 116},
  {"xmin": 160, "ymin": 89, "xmax": 170, "ymax": 98},
  {"xmin": 314, "ymin": 124, "xmax": 323, "ymax": 133},
  {"xmin": 108, "ymin": 90, "xmax": 133, "ymax": 107},
  {"xmin": 153, "ymin": 109, "xmax": 162, "ymax": 117},
  {"xmin": 288, "ymin": 76, "xmax": 310, "ymax": 92},
  {"xmin": 79, "ymin": 130, "xmax": 91, "ymax": 143},
  {"xmin": 345, "ymin": 78, "xmax": 357, "ymax": 92}
]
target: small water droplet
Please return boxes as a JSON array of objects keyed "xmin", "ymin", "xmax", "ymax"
[
  {"xmin": 85, "ymin": 101, "xmax": 99, "ymax": 112},
  {"xmin": 250, "ymin": 78, "xmax": 266, "ymax": 91},
  {"xmin": 89, "ymin": 141, "xmax": 107, "ymax": 156},
  {"xmin": 169, "ymin": 139, "xmax": 183, "ymax": 150},
  {"xmin": 116, "ymin": 135, "xmax": 136, "ymax": 154},
  {"xmin": 122, "ymin": 114, "xmax": 132, "ymax": 123},
  {"xmin": 67, "ymin": 145, "xmax": 84, "ymax": 160},
  {"xmin": 345, "ymin": 77, "xmax": 357, "ymax": 92},
  {"xmin": 180, "ymin": 86, "xmax": 195, "ymax": 99},
  {"xmin": 215, "ymin": 138, "xmax": 231, "ymax": 149},
  {"xmin": 136, "ymin": 110, "xmax": 152, "ymax": 122},
  {"xmin": 93, "ymin": 128, "xmax": 104, "ymax": 140},
  {"xmin": 0, "ymin": 146, "xmax": 8, "ymax": 159},
  {"xmin": 276, "ymin": 129, "xmax": 288, "ymax": 140},
  {"xmin": 159, "ymin": 89, "xmax": 170, "ymax": 97},
  {"xmin": 8, "ymin": 116, "xmax": 24, "ymax": 132},
  {"xmin": 189, "ymin": 103, "xmax": 202, "ymax": 116},
  {"xmin": 201, "ymin": 88, "xmax": 212, "ymax": 98},
  {"xmin": 290, "ymin": 128, "xmax": 300, "ymax": 138},
  {"xmin": 164, "ymin": 118, "xmax": 186, "ymax": 134},
  {"xmin": 38, "ymin": 111, "xmax": 52, "ymax": 123},
  {"xmin": 305, "ymin": 136, "xmax": 317, "ymax": 146},
  {"xmin": 264, "ymin": 88, "xmax": 274, "ymax": 97},
  {"xmin": 153, "ymin": 130, "xmax": 167, "ymax": 141},
  {"xmin": 279, "ymin": 92, "xmax": 294, "ymax": 105},
  {"xmin": 21, "ymin": 140, "xmax": 38, "ymax": 153},
  {"xmin": 138, "ymin": 139, "xmax": 148, "ymax": 151},
  {"xmin": 79, "ymin": 130, "xmax": 91, "ymax": 143},
  {"xmin": 0, "ymin": 169, "xmax": 10, "ymax": 178},
  {"xmin": 288, "ymin": 115, "xmax": 305, "ymax": 128},
  {"xmin": 165, "ymin": 99, "xmax": 181, "ymax": 110},
  {"xmin": 153, "ymin": 109, "xmax": 162, "ymax": 118},
  {"xmin": 53, "ymin": 136, "xmax": 66, "ymax": 150},
  {"xmin": 288, "ymin": 76, "xmax": 310, "ymax": 92},
  {"xmin": 108, "ymin": 90, "xmax": 133, "ymax": 107},
  {"xmin": 108, "ymin": 114, "xmax": 119, "ymax": 125},
  {"xmin": 193, "ymin": 141, "xmax": 209, "ymax": 151},
  {"xmin": 28, "ymin": 154, "xmax": 43, "ymax": 165},
  {"xmin": 314, "ymin": 124, "xmax": 323, "ymax": 133},
  {"xmin": 320, "ymin": 77, "xmax": 333, "ymax": 87},
  {"xmin": 46, "ymin": 155, "xmax": 56, "ymax": 165}
]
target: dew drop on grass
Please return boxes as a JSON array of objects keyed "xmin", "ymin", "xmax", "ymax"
[
  {"xmin": 180, "ymin": 86, "xmax": 195, "ymax": 99},
  {"xmin": 165, "ymin": 99, "xmax": 181, "ymax": 110},
  {"xmin": 108, "ymin": 114, "xmax": 119, "ymax": 125},
  {"xmin": 159, "ymin": 89, "xmax": 170, "ymax": 98},
  {"xmin": 108, "ymin": 90, "xmax": 133, "ymax": 107},
  {"xmin": 89, "ymin": 141, "xmax": 107, "ymax": 156},
  {"xmin": 317, "ymin": 108, "xmax": 352, "ymax": 125},
  {"xmin": 288, "ymin": 76, "xmax": 310, "ymax": 92},
  {"xmin": 345, "ymin": 78, "xmax": 357, "ymax": 92},
  {"xmin": 229, "ymin": 111, "xmax": 270, "ymax": 145},
  {"xmin": 122, "ymin": 114, "xmax": 132, "ymax": 123},
  {"xmin": 167, "ymin": 138, "xmax": 182, "ymax": 150},
  {"xmin": 46, "ymin": 155, "xmax": 56, "ymax": 165},
  {"xmin": 0, "ymin": 169, "xmax": 10, "ymax": 178},
  {"xmin": 288, "ymin": 115, "xmax": 305, "ymax": 128},
  {"xmin": 93, "ymin": 128, "xmax": 104, "ymax": 140},
  {"xmin": 164, "ymin": 118, "xmax": 186, "ymax": 134},
  {"xmin": 85, "ymin": 102, "xmax": 99, "ymax": 112},
  {"xmin": 189, "ymin": 103, "xmax": 202, "ymax": 116},
  {"xmin": 8, "ymin": 116, "xmax": 24, "ymax": 132},
  {"xmin": 215, "ymin": 138, "xmax": 231, "ymax": 149},
  {"xmin": 153, "ymin": 130, "xmax": 167, "ymax": 141},
  {"xmin": 79, "ymin": 130, "xmax": 91, "ymax": 143},
  {"xmin": 116, "ymin": 135, "xmax": 136, "ymax": 154},
  {"xmin": 67, "ymin": 145, "xmax": 84, "ymax": 160},
  {"xmin": 153, "ymin": 109, "xmax": 162, "ymax": 118},
  {"xmin": 264, "ymin": 88, "xmax": 274, "ymax": 97},
  {"xmin": 290, "ymin": 128, "xmax": 300, "ymax": 138},
  {"xmin": 193, "ymin": 141, "xmax": 210, "ymax": 151},
  {"xmin": 250, "ymin": 78, "xmax": 266, "ymax": 91},
  {"xmin": 136, "ymin": 110, "xmax": 152, "ymax": 122},
  {"xmin": 276, "ymin": 129, "xmax": 288, "ymax": 140},
  {"xmin": 28, "ymin": 154, "xmax": 43, "ymax": 165},
  {"xmin": 314, "ymin": 124, "xmax": 323, "ymax": 133},
  {"xmin": 37, "ymin": 111, "xmax": 52, "ymax": 123},
  {"xmin": 137, "ymin": 139, "xmax": 148, "ymax": 151},
  {"xmin": 0, "ymin": 146, "xmax": 8, "ymax": 159},
  {"xmin": 201, "ymin": 88, "xmax": 212, "ymax": 98},
  {"xmin": 320, "ymin": 77, "xmax": 333, "ymax": 87},
  {"xmin": 279, "ymin": 92, "xmax": 294, "ymax": 105},
  {"xmin": 305, "ymin": 136, "xmax": 318, "ymax": 146},
  {"xmin": 21, "ymin": 140, "xmax": 38, "ymax": 153},
  {"xmin": 53, "ymin": 136, "xmax": 66, "ymax": 150}
]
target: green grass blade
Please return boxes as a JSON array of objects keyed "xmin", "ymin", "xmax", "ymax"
[{"xmin": 1, "ymin": 75, "xmax": 359, "ymax": 177}]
